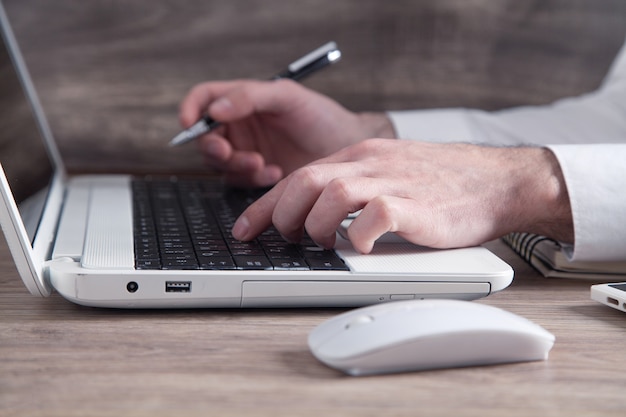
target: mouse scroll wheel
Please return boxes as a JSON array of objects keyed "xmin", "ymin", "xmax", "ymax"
[{"xmin": 345, "ymin": 315, "xmax": 375, "ymax": 329}]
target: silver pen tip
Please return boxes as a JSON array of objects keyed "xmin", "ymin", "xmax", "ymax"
[
  {"xmin": 168, "ymin": 131, "xmax": 192, "ymax": 147},
  {"xmin": 169, "ymin": 119, "xmax": 213, "ymax": 147}
]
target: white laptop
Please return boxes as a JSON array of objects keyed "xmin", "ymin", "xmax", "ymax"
[{"xmin": 0, "ymin": 3, "xmax": 513, "ymax": 309}]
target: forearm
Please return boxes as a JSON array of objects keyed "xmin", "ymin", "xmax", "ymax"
[
  {"xmin": 382, "ymin": 42, "xmax": 626, "ymax": 261},
  {"xmin": 386, "ymin": 107, "xmax": 626, "ymax": 261}
]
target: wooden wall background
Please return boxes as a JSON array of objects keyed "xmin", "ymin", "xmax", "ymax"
[{"xmin": 3, "ymin": 0, "xmax": 626, "ymax": 175}]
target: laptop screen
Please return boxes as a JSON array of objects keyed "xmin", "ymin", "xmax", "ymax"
[{"xmin": 0, "ymin": 23, "xmax": 54, "ymax": 244}]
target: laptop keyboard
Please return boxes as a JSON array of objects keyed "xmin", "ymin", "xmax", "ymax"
[{"xmin": 132, "ymin": 178, "xmax": 349, "ymax": 271}]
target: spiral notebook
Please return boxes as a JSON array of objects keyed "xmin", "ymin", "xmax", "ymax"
[{"xmin": 503, "ymin": 233, "xmax": 626, "ymax": 280}]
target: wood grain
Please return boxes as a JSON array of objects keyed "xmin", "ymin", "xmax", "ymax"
[
  {"xmin": 3, "ymin": 0, "xmax": 626, "ymax": 174},
  {"xmin": 1, "ymin": 238, "xmax": 626, "ymax": 416},
  {"xmin": 2, "ymin": 1, "xmax": 626, "ymax": 415}
]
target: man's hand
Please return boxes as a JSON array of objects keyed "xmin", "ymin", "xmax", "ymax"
[
  {"xmin": 179, "ymin": 79, "xmax": 394, "ymax": 187},
  {"xmin": 231, "ymin": 140, "xmax": 574, "ymax": 253}
]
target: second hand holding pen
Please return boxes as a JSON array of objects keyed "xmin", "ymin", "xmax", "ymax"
[{"xmin": 169, "ymin": 41, "xmax": 342, "ymax": 147}]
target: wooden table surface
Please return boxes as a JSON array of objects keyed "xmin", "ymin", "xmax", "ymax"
[
  {"xmin": 2, "ymin": 1, "xmax": 626, "ymax": 415},
  {"xmin": 2, "ymin": 238, "xmax": 626, "ymax": 417}
]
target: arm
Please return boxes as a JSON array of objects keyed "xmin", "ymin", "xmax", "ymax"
[
  {"xmin": 180, "ymin": 40, "xmax": 626, "ymax": 261},
  {"xmin": 233, "ymin": 39, "xmax": 626, "ymax": 259},
  {"xmin": 386, "ymin": 39, "xmax": 626, "ymax": 261},
  {"xmin": 232, "ymin": 140, "xmax": 573, "ymax": 254},
  {"xmin": 388, "ymin": 37, "xmax": 626, "ymax": 147}
]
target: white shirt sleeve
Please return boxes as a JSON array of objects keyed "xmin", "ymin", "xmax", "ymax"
[{"xmin": 387, "ymin": 38, "xmax": 626, "ymax": 262}]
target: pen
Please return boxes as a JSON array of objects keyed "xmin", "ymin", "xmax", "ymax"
[{"xmin": 169, "ymin": 41, "xmax": 342, "ymax": 147}]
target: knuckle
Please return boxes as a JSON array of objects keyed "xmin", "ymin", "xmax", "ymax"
[
  {"xmin": 325, "ymin": 178, "xmax": 352, "ymax": 204},
  {"xmin": 345, "ymin": 138, "xmax": 385, "ymax": 159},
  {"xmin": 368, "ymin": 196, "xmax": 396, "ymax": 228},
  {"xmin": 290, "ymin": 166, "xmax": 323, "ymax": 190}
]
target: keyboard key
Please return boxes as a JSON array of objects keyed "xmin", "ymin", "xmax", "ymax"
[
  {"xmin": 306, "ymin": 258, "xmax": 349, "ymax": 271},
  {"xmin": 198, "ymin": 256, "xmax": 236, "ymax": 270},
  {"xmin": 135, "ymin": 259, "xmax": 161, "ymax": 269},
  {"xmin": 132, "ymin": 178, "xmax": 350, "ymax": 272},
  {"xmin": 162, "ymin": 257, "xmax": 199, "ymax": 270},
  {"xmin": 271, "ymin": 259, "xmax": 310, "ymax": 270},
  {"xmin": 264, "ymin": 243, "xmax": 301, "ymax": 257},
  {"xmin": 303, "ymin": 250, "xmax": 350, "ymax": 271},
  {"xmin": 233, "ymin": 256, "xmax": 273, "ymax": 270}
]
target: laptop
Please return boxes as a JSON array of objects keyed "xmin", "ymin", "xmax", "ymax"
[{"xmin": 0, "ymin": 3, "xmax": 513, "ymax": 309}]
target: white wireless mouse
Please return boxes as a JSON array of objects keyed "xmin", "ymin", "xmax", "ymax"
[{"xmin": 308, "ymin": 299, "xmax": 555, "ymax": 376}]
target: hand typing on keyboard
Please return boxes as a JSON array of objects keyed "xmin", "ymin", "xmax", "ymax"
[
  {"xmin": 178, "ymin": 80, "xmax": 575, "ymax": 256},
  {"xmin": 132, "ymin": 178, "xmax": 348, "ymax": 271}
]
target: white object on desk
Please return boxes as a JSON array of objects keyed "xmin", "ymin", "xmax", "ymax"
[
  {"xmin": 591, "ymin": 282, "xmax": 626, "ymax": 313},
  {"xmin": 308, "ymin": 299, "xmax": 555, "ymax": 376}
]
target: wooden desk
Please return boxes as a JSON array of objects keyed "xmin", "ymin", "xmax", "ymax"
[
  {"xmin": 2, "ymin": 1, "xmax": 626, "ymax": 415},
  {"xmin": 1, "ymin": 237, "xmax": 625, "ymax": 416}
]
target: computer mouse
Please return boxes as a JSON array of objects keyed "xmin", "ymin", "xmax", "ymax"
[{"xmin": 308, "ymin": 299, "xmax": 555, "ymax": 376}]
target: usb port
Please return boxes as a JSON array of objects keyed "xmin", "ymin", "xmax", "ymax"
[
  {"xmin": 165, "ymin": 281, "xmax": 192, "ymax": 293},
  {"xmin": 607, "ymin": 297, "xmax": 619, "ymax": 306}
]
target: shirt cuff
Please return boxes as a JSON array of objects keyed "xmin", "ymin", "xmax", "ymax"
[
  {"xmin": 387, "ymin": 108, "xmax": 478, "ymax": 143},
  {"xmin": 547, "ymin": 144, "xmax": 626, "ymax": 262}
]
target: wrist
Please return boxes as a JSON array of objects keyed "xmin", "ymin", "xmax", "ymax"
[{"xmin": 512, "ymin": 147, "xmax": 574, "ymax": 243}]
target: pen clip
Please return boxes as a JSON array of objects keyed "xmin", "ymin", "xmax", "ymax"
[{"xmin": 277, "ymin": 41, "xmax": 341, "ymax": 81}]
